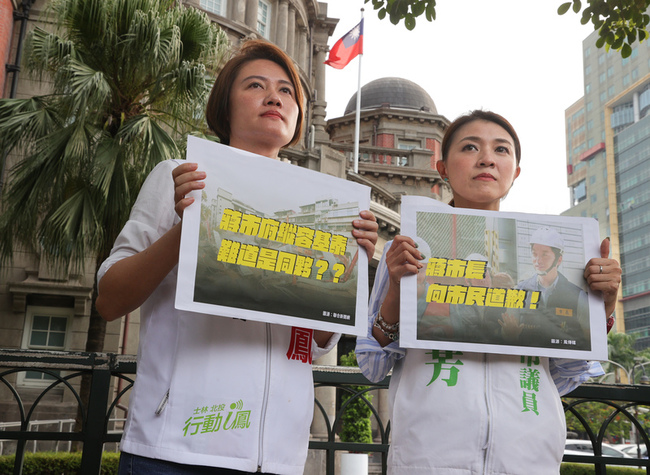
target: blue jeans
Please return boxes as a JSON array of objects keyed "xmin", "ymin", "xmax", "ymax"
[{"xmin": 118, "ymin": 452, "xmax": 276, "ymax": 474}]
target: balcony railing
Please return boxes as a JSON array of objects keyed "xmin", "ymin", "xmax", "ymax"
[{"xmin": 1, "ymin": 349, "xmax": 650, "ymax": 475}]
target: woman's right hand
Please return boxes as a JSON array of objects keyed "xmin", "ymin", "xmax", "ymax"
[
  {"xmin": 172, "ymin": 162, "xmax": 206, "ymax": 218},
  {"xmin": 385, "ymin": 235, "xmax": 425, "ymax": 289},
  {"xmin": 372, "ymin": 236, "xmax": 425, "ymax": 346}
]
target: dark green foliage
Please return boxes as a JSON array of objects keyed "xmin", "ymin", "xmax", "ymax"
[
  {"xmin": 563, "ymin": 397, "xmax": 650, "ymax": 442},
  {"xmin": 0, "ymin": 0, "xmax": 229, "ymax": 359},
  {"xmin": 365, "ymin": 0, "xmax": 650, "ymax": 56},
  {"xmin": 0, "ymin": 451, "xmax": 120, "ymax": 475},
  {"xmin": 0, "ymin": 0, "xmax": 229, "ymax": 273},
  {"xmin": 561, "ymin": 462, "xmax": 647, "ymax": 474},
  {"xmin": 339, "ymin": 350, "xmax": 373, "ymax": 444}
]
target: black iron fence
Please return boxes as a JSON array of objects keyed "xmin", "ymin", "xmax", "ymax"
[{"xmin": 1, "ymin": 349, "xmax": 650, "ymax": 474}]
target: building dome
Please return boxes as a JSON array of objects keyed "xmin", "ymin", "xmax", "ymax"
[{"xmin": 344, "ymin": 77, "xmax": 437, "ymax": 115}]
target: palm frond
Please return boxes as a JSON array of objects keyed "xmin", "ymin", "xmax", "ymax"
[
  {"xmin": 118, "ymin": 114, "xmax": 181, "ymax": 168},
  {"xmin": 65, "ymin": 58, "xmax": 113, "ymax": 114},
  {"xmin": 0, "ymin": 0, "xmax": 229, "ymax": 270},
  {"xmin": 0, "ymin": 97, "xmax": 61, "ymax": 154},
  {"xmin": 38, "ymin": 185, "xmax": 103, "ymax": 271},
  {"xmin": 23, "ymin": 28, "xmax": 76, "ymax": 80}
]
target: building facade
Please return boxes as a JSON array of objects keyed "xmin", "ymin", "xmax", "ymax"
[
  {"xmin": 563, "ymin": 30, "xmax": 650, "ymax": 348},
  {"xmin": 327, "ymin": 77, "xmax": 451, "ymax": 258},
  {"xmin": 0, "ymin": 0, "xmax": 345, "ymax": 461},
  {"xmin": 0, "ymin": 0, "xmax": 451, "ymax": 469}
]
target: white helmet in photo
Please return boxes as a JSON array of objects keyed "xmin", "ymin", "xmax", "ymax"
[
  {"xmin": 529, "ymin": 226, "xmax": 564, "ymax": 254},
  {"xmin": 465, "ymin": 253, "xmax": 491, "ymax": 269}
]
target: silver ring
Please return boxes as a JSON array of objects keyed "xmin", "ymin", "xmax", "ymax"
[{"xmin": 599, "ymin": 265, "xmax": 603, "ymax": 274}]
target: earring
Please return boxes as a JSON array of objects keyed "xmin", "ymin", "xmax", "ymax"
[{"xmin": 443, "ymin": 177, "xmax": 449, "ymax": 182}]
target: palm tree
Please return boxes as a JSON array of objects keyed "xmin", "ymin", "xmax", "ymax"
[
  {"xmin": 605, "ymin": 332, "xmax": 650, "ymax": 383},
  {"xmin": 0, "ymin": 0, "xmax": 229, "ymax": 356}
]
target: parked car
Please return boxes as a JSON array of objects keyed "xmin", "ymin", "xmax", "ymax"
[
  {"xmin": 564, "ymin": 440, "xmax": 634, "ymax": 458},
  {"xmin": 619, "ymin": 444, "xmax": 649, "ymax": 459}
]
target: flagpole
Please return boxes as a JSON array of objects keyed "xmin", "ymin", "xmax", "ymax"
[{"xmin": 353, "ymin": 8, "xmax": 364, "ymax": 174}]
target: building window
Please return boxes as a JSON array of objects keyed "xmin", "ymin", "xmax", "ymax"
[
  {"xmin": 600, "ymin": 91, "xmax": 607, "ymax": 103},
  {"xmin": 257, "ymin": 0, "xmax": 270, "ymax": 38},
  {"xmin": 585, "ymin": 83, "xmax": 591, "ymax": 94},
  {"xmin": 590, "ymin": 175, "xmax": 596, "ymax": 184},
  {"xmin": 587, "ymin": 101, "xmax": 593, "ymax": 112},
  {"xmin": 200, "ymin": 0, "xmax": 225, "ymax": 15},
  {"xmin": 599, "ymin": 72, "xmax": 606, "ymax": 83},
  {"xmin": 612, "ymin": 102, "xmax": 634, "ymax": 129},
  {"xmin": 20, "ymin": 306, "xmax": 73, "ymax": 386},
  {"xmin": 398, "ymin": 139, "xmax": 419, "ymax": 150},
  {"xmin": 585, "ymin": 47, "xmax": 591, "ymax": 57},
  {"xmin": 598, "ymin": 54, "xmax": 605, "ymax": 65},
  {"xmin": 632, "ymin": 68, "xmax": 639, "ymax": 80},
  {"xmin": 574, "ymin": 179, "xmax": 587, "ymax": 204},
  {"xmin": 585, "ymin": 65, "xmax": 592, "ymax": 75},
  {"xmin": 608, "ymin": 85, "xmax": 615, "ymax": 97},
  {"xmin": 591, "ymin": 194, "xmax": 598, "ymax": 203},
  {"xmin": 587, "ymin": 119, "xmax": 594, "ymax": 130},
  {"xmin": 607, "ymin": 66, "xmax": 614, "ymax": 77},
  {"xmin": 623, "ymin": 74, "xmax": 630, "ymax": 86}
]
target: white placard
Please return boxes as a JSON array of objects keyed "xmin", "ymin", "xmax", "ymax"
[{"xmin": 175, "ymin": 136, "xmax": 370, "ymax": 336}]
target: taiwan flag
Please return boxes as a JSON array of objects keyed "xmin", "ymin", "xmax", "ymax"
[{"xmin": 324, "ymin": 19, "xmax": 363, "ymax": 69}]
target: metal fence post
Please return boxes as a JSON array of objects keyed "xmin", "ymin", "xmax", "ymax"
[{"xmin": 79, "ymin": 363, "xmax": 112, "ymax": 474}]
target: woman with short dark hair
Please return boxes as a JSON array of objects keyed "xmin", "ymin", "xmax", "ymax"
[
  {"xmin": 97, "ymin": 39, "xmax": 378, "ymax": 475},
  {"xmin": 356, "ymin": 110, "xmax": 620, "ymax": 475}
]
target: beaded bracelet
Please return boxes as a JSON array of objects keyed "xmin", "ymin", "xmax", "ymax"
[
  {"xmin": 373, "ymin": 306, "xmax": 399, "ymax": 341},
  {"xmin": 374, "ymin": 319, "xmax": 399, "ymax": 341},
  {"xmin": 376, "ymin": 305, "xmax": 399, "ymax": 331}
]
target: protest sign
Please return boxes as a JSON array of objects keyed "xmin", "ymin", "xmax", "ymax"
[
  {"xmin": 400, "ymin": 195, "xmax": 607, "ymax": 360},
  {"xmin": 176, "ymin": 136, "xmax": 370, "ymax": 335}
]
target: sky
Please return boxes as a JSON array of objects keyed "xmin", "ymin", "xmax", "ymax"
[{"xmin": 323, "ymin": 0, "xmax": 597, "ymax": 216}]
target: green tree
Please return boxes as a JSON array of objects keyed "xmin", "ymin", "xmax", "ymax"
[
  {"xmin": 606, "ymin": 332, "xmax": 650, "ymax": 383},
  {"xmin": 608, "ymin": 332, "xmax": 640, "ymax": 373},
  {"xmin": 563, "ymin": 397, "xmax": 650, "ymax": 443},
  {"xmin": 339, "ymin": 350, "xmax": 373, "ymax": 445},
  {"xmin": 0, "ymin": 0, "xmax": 228, "ymax": 357},
  {"xmin": 365, "ymin": 0, "xmax": 649, "ymax": 57}
]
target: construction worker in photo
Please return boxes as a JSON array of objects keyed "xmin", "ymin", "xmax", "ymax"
[{"xmin": 508, "ymin": 226, "xmax": 590, "ymax": 350}]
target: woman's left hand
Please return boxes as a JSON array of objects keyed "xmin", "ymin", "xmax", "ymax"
[
  {"xmin": 352, "ymin": 210, "xmax": 378, "ymax": 259},
  {"xmin": 584, "ymin": 238, "xmax": 622, "ymax": 319}
]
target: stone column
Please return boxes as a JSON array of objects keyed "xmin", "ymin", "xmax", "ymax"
[
  {"xmin": 286, "ymin": 5, "xmax": 296, "ymax": 58},
  {"xmin": 232, "ymin": 0, "xmax": 246, "ymax": 24},
  {"xmin": 312, "ymin": 43, "xmax": 328, "ymax": 141},
  {"xmin": 377, "ymin": 386, "xmax": 390, "ymax": 442},
  {"xmin": 311, "ymin": 349, "xmax": 338, "ymax": 440},
  {"xmin": 276, "ymin": 0, "xmax": 289, "ymax": 49},
  {"xmin": 244, "ymin": 0, "xmax": 258, "ymax": 31},
  {"xmin": 298, "ymin": 27, "xmax": 308, "ymax": 71}
]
